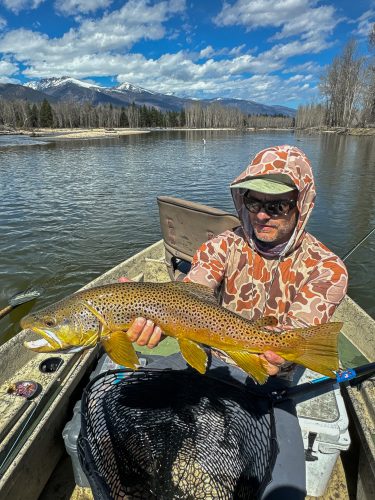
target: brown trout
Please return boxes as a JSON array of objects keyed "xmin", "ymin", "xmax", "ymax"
[{"xmin": 21, "ymin": 281, "xmax": 342, "ymax": 383}]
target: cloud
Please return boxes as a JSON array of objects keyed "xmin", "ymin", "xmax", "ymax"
[
  {"xmin": 2, "ymin": 0, "xmax": 45, "ymax": 14},
  {"xmin": 283, "ymin": 61, "xmax": 322, "ymax": 75},
  {"xmin": 54, "ymin": 0, "xmax": 113, "ymax": 16},
  {"xmin": 0, "ymin": 0, "xmax": 187, "ymax": 63},
  {"xmin": 113, "ymin": 51, "xmax": 317, "ymax": 104},
  {"xmin": 270, "ymin": 5, "xmax": 337, "ymax": 41},
  {"xmin": 0, "ymin": 59, "xmax": 20, "ymax": 82},
  {"xmin": 352, "ymin": 10, "xmax": 375, "ymax": 38},
  {"xmin": 214, "ymin": 0, "xmax": 338, "ymax": 45},
  {"xmin": 199, "ymin": 44, "xmax": 247, "ymax": 59},
  {"xmin": 199, "ymin": 45, "xmax": 215, "ymax": 58}
]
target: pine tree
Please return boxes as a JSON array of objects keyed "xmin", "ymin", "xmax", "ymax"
[
  {"xmin": 119, "ymin": 106, "xmax": 129, "ymax": 127},
  {"xmin": 39, "ymin": 99, "xmax": 54, "ymax": 127},
  {"xmin": 30, "ymin": 104, "xmax": 39, "ymax": 127}
]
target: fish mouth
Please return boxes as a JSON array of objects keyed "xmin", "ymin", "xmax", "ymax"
[
  {"xmin": 24, "ymin": 336, "xmax": 86, "ymax": 354},
  {"xmin": 23, "ymin": 326, "xmax": 81, "ymax": 353},
  {"xmin": 23, "ymin": 326, "xmax": 65, "ymax": 351},
  {"xmin": 23, "ymin": 326, "xmax": 96, "ymax": 354}
]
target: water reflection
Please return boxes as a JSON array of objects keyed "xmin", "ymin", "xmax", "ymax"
[{"xmin": 0, "ymin": 130, "xmax": 374, "ymax": 344}]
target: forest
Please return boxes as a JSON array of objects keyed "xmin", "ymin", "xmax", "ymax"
[{"xmin": 0, "ymin": 97, "xmax": 293, "ymax": 131}]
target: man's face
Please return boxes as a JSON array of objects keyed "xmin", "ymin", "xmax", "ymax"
[{"xmin": 246, "ymin": 189, "xmax": 299, "ymax": 245}]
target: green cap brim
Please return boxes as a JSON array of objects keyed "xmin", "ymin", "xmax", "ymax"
[{"xmin": 232, "ymin": 175, "xmax": 296, "ymax": 194}]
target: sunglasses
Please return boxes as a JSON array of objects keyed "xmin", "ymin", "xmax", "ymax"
[{"xmin": 244, "ymin": 195, "xmax": 297, "ymax": 217}]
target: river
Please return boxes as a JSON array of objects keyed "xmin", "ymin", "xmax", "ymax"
[{"xmin": 0, "ymin": 130, "xmax": 374, "ymax": 345}]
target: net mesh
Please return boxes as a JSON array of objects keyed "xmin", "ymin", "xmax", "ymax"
[{"xmin": 77, "ymin": 369, "xmax": 278, "ymax": 500}]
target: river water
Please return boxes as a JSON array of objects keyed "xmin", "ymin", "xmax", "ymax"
[{"xmin": 0, "ymin": 130, "xmax": 374, "ymax": 345}]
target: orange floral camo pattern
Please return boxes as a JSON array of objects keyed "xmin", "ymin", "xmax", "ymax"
[{"xmin": 184, "ymin": 145, "xmax": 348, "ymax": 329}]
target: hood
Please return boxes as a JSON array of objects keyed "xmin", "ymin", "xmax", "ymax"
[{"xmin": 231, "ymin": 145, "xmax": 316, "ymax": 255}]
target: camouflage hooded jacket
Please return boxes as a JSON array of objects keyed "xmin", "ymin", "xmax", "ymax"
[{"xmin": 185, "ymin": 145, "xmax": 348, "ymax": 328}]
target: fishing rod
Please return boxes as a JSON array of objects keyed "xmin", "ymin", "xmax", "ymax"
[
  {"xmin": 0, "ymin": 287, "xmax": 43, "ymax": 320},
  {"xmin": 271, "ymin": 362, "xmax": 375, "ymax": 403},
  {"xmin": 342, "ymin": 227, "xmax": 375, "ymax": 262}
]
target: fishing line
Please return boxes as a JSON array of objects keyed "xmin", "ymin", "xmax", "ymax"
[{"xmin": 0, "ymin": 400, "xmax": 39, "ymax": 476}]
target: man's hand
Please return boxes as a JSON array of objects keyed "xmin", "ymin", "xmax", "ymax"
[
  {"xmin": 118, "ymin": 277, "xmax": 164, "ymax": 349},
  {"xmin": 127, "ymin": 317, "xmax": 164, "ymax": 348},
  {"xmin": 260, "ymin": 351, "xmax": 286, "ymax": 376}
]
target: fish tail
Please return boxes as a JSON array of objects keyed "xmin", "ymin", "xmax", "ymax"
[{"xmin": 282, "ymin": 322, "xmax": 342, "ymax": 377}]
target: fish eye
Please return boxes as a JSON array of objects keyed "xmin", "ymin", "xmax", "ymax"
[{"xmin": 44, "ymin": 317, "xmax": 56, "ymax": 328}]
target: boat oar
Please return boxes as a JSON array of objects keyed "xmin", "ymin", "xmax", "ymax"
[
  {"xmin": 271, "ymin": 362, "xmax": 375, "ymax": 404},
  {"xmin": 0, "ymin": 288, "xmax": 42, "ymax": 320}
]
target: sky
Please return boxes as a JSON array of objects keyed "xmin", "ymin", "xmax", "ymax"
[{"xmin": 0, "ymin": 0, "xmax": 374, "ymax": 108}]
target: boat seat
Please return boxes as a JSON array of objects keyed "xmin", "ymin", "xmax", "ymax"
[{"xmin": 157, "ymin": 196, "xmax": 240, "ymax": 281}]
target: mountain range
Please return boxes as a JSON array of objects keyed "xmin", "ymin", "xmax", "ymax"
[{"xmin": 0, "ymin": 77, "xmax": 296, "ymax": 117}]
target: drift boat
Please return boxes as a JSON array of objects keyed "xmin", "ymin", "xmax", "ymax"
[{"xmin": 0, "ymin": 196, "xmax": 374, "ymax": 500}]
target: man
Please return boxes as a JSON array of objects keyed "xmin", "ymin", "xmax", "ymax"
[
  {"xmin": 124, "ymin": 145, "xmax": 348, "ymax": 498},
  {"xmin": 127, "ymin": 144, "xmax": 348, "ymax": 373}
]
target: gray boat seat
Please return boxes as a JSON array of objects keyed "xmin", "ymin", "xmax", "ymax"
[{"xmin": 157, "ymin": 196, "xmax": 240, "ymax": 281}]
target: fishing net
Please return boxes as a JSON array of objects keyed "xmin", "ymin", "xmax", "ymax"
[{"xmin": 77, "ymin": 368, "xmax": 278, "ymax": 500}]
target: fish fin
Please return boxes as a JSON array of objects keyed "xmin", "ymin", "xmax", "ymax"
[
  {"xmin": 173, "ymin": 281, "xmax": 218, "ymax": 304},
  {"xmin": 281, "ymin": 322, "xmax": 342, "ymax": 378},
  {"xmin": 223, "ymin": 350, "xmax": 269, "ymax": 384},
  {"xmin": 178, "ymin": 338, "xmax": 208, "ymax": 374},
  {"xmin": 249, "ymin": 316, "xmax": 278, "ymax": 328},
  {"xmin": 102, "ymin": 330, "xmax": 140, "ymax": 369},
  {"xmin": 81, "ymin": 300, "xmax": 108, "ymax": 330}
]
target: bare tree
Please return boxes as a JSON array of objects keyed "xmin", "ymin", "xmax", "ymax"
[
  {"xmin": 295, "ymin": 103, "xmax": 326, "ymax": 129},
  {"xmin": 362, "ymin": 23, "xmax": 375, "ymax": 125},
  {"xmin": 319, "ymin": 39, "xmax": 364, "ymax": 127}
]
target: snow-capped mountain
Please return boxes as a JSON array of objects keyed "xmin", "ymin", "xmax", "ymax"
[
  {"xmin": 1, "ymin": 76, "xmax": 296, "ymax": 116},
  {"xmin": 25, "ymin": 76, "xmax": 102, "ymax": 91},
  {"xmin": 22, "ymin": 76, "xmax": 189, "ymax": 111},
  {"xmin": 115, "ymin": 82, "xmax": 156, "ymax": 95}
]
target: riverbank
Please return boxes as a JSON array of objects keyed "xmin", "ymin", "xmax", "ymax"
[
  {"xmin": 298, "ymin": 126, "xmax": 375, "ymax": 136},
  {"xmin": 19, "ymin": 127, "xmax": 151, "ymax": 140}
]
